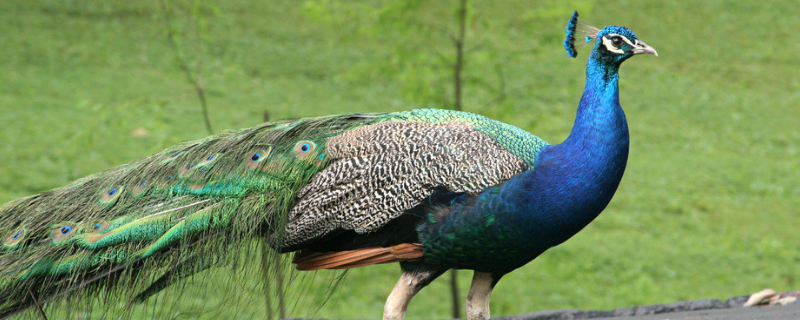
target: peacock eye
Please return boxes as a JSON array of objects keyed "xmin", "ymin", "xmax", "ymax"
[
  {"xmin": 610, "ymin": 36, "xmax": 623, "ymax": 47},
  {"xmin": 93, "ymin": 223, "xmax": 103, "ymax": 230},
  {"xmin": 293, "ymin": 141, "xmax": 316, "ymax": 159},
  {"xmin": 244, "ymin": 147, "xmax": 271, "ymax": 169},
  {"xmin": 60, "ymin": 225, "xmax": 72, "ymax": 235},
  {"xmin": 99, "ymin": 186, "xmax": 124, "ymax": 205},
  {"xmin": 12, "ymin": 230, "xmax": 22, "ymax": 240}
]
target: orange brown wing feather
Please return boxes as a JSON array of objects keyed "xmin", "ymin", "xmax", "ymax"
[{"xmin": 293, "ymin": 243, "xmax": 423, "ymax": 271}]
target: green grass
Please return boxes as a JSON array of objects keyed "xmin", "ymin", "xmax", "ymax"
[{"xmin": 1, "ymin": 0, "xmax": 799, "ymax": 319}]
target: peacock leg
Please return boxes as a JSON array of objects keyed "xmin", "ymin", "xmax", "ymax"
[
  {"xmin": 383, "ymin": 268, "xmax": 443, "ymax": 320},
  {"xmin": 465, "ymin": 271, "xmax": 495, "ymax": 320}
]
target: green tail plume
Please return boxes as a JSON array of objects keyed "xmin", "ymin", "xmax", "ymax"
[{"xmin": 0, "ymin": 113, "xmax": 381, "ymax": 318}]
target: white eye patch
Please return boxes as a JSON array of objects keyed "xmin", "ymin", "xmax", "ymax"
[{"xmin": 601, "ymin": 33, "xmax": 636, "ymax": 55}]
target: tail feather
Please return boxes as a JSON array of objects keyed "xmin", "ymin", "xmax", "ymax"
[
  {"xmin": 0, "ymin": 114, "xmax": 382, "ymax": 318},
  {"xmin": 132, "ymin": 252, "xmax": 216, "ymax": 303}
]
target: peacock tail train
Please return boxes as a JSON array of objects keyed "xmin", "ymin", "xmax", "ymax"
[{"xmin": 0, "ymin": 109, "xmax": 547, "ymax": 318}]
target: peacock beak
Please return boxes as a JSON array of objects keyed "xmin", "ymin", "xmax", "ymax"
[{"xmin": 631, "ymin": 40, "xmax": 658, "ymax": 56}]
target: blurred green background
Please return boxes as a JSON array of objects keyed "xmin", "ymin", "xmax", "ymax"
[{"xmin": 1, "ymin": 0, "xmax": 798, "ymax": 319}]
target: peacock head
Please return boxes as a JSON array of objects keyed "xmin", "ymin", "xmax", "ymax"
[{"xmin": 564, "ymin": 11, "xmax": 657, "ymax": 67}]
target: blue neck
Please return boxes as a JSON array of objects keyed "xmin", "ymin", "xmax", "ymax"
[
  {"xmin": 564, "ymin": 59, "xmax": 627, "ymax": 148},
  {"xmin": 522, "ymin": 58, "xmax": 630, "ymax": 247}
]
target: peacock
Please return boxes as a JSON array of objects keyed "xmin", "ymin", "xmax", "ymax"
[{"xmin": 0, "ymin": 11, "xmax": 656, "ymax": 320}]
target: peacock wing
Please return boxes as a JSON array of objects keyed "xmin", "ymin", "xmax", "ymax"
[{"xmin": 279, "ymin": 112, "xmax": 537, "ymax": 249}]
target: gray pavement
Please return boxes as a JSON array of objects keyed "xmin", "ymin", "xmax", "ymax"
[
  {"xmin": 495, "ymin": 293, "xmax": 799, "ymax": 320},
  {"xmin": 604, "ymin": 302, "xmax": 799, "ymax": 320}
]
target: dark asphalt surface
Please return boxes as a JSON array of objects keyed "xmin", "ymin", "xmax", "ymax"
[
  {"xmin": 498, "ymin": 303, "xmax": 799, "ymax": 320},
  {"xmin": 603, "ymin": 303, "xmax": 800, "ymax": 320},
  {"xmin": 494, "ymin": 292, "xmax": 799, "ymax": 320}
]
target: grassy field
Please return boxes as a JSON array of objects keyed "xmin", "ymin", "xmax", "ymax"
[{"xmin": 1, "ymin": 0, "xmax": 799, "ymax": 319}]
